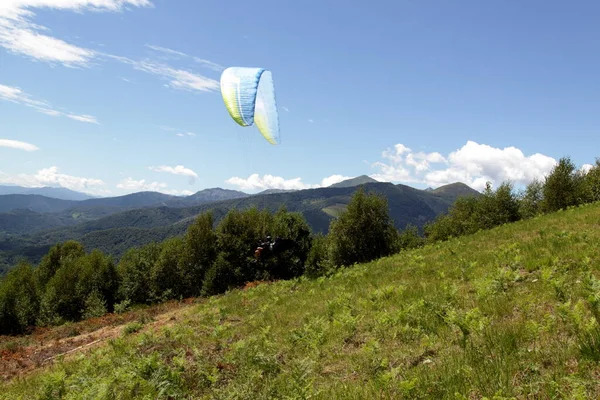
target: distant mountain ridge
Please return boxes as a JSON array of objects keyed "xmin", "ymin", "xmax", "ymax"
[
  {"xmin": 330, "ymin": 175, "xmax": 379, "ymax": 188},
  {"xmin": 0, "ymin": 179, "xmax": 481, "ymax": 271},
  {"xmin": 0, "ymin": 185, "xmax": 96, "ymax": 201}
]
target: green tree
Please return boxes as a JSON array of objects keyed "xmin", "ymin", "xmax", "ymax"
[
  {"xmin": 265, "ymin": 207, "xmax": 313, "ymax": 280},
  {"xmin": 519, "ymin": 178, "xmax": 544, "ymax": 219},
  {"xmin": 117, "ymin": 242, "xmax": 161, "ymax": 304},
  {"xmin": 305, "ymin": 233, "xmax": 332, "ymax": 278},
  {"xmin": 40, "ymin": 250, "xmax": 116, "ymax": 323},
  {"xmin": 542, "ymin": 156, "xmax": 587, "ymax": 212},
  {"xmin": 35, "ymin": 240, "xmax": 85, "ymax": 289},
  {"xmin": 477, "ymin": 181, "xmax": 521, "ymax": 229},
  {"xmin": 583, "ymin": 159, "xmax": 600, "ymax": 203},
  {"xmin": 180, "ymin": 212, "xmax": 218, "ymax": 297},
  {"xmin": 202, "ymin": 207, "xmax": 273, "ymax": 296},
  {"xmin": 424, "ymin": 196, "xmax": 480, "ymax": 242},
  {"xmin": 328, "ymin": 187, "xmax": 400, "ymax": 267},
  {"xmin": 150, "ymin": 237, "xmax": 186, "ymax": 301},
  {"xmin": 397, "ymin": 224, "xmax": 425, "ymax": 251},
  {"xmin": 0, "ymin": 261, "xmax": 40, "ymax": 334}
]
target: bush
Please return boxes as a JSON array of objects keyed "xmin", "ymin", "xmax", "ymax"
[
  {"xmin": 305, "ymin": 233, "xmax": 332, "ymax": 278},
  {"xmin": 328, "ymin": 187, "xmax": 400, "ymax": 267},
  {"xmin": 397, "ymin": 224, "xmax": 425, "ymax": 251}
]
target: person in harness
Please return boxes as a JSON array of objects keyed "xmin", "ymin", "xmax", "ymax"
[{"xmin": 254, "ymin": 235, "xmax": 295, "ymax": 262}]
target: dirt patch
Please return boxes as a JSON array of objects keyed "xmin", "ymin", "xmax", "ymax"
[{"xmin": 0, "ymin": 300, "xmax": 197, "ymax": 383}]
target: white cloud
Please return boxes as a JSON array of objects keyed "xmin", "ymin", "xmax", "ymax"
[
  {"xmin": 149, "ymin": 165, "xmax": 198, "ymax": 178},
  {"xmin": 282, "ymin": 106, "xmax": 289, "ymax": 112},
  {"xmin": 0, "ymin": 83, "xmax": 99, "ymax": 123},
  {"xmin": 146, "ymin": 44, "xmax": 223, "ymax": 71},
  {"xmin": 0, "ymin": 166, "xmax": 106, "ymax": 195},
  {"xmin": 116, "ymin": 177, "xmax": 167, "ymax": 192},
  {"xmin": 320, "ymin": 174, "xmax": 352, "ymax": 187},
  {"xmin": 225, "ymin": 173, "xmax": 352, "ymax": 192},
  {"xmin": 116, "ymin": 177, "xmax": 193, "ymax": 196},
  {"xmin": 110, "ymin": 56, "xmax": 219, "ymax": 92},
  {"xmin": 66, "ymin": 113, "xmax": 99, "ymax": 124},
  {"xmin": 0, "ymin": 138, "xmax": 39, "ymax": 151},
  {"xmin": 308, "ymin": 119, "xmax": 314, "ymax": 123},
  {"xmin": 0, "ymin": 0, "xmax": 152, "ymax": 67},
  {"xmin": 370, "ymin": 140, "xmax": 558, "ymax": 191},
  {"xmin": 149, "ymin": 164, "xmax": 199, "ymax": 184},
  {"xmin": 176, "ymin": 132, "xmax": 195, "ymax": 137},
  {"xmin": 135, "ymin": 61, "xmax": 219, "ymax": 92}
]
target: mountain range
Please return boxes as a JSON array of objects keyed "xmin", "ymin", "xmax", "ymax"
[
  {"xmin": 0, "ymin": 185, "xmax": 97, "ymax": 201},
  {"xmin": 0, "ymin": 176, "xmax": 481, "ymax": 274}
]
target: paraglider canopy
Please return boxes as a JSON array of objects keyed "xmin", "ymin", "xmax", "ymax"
[{"xmin": 220, "ymin": 67, "xmax": 280, "ymax": 145}]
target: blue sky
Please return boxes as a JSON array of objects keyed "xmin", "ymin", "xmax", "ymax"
[{"xmin": 1, "ymin": 0, "xmax": 599, "ymax": 196}]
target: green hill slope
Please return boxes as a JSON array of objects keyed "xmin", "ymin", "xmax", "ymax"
[{"xmin": 3, "ymin": 202, "xmax": 600, "ymax": 398}]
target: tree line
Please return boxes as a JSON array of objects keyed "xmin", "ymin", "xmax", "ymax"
[{"xmin": 1, "ymin": 156, "xmax": 599, "ymax": 335}]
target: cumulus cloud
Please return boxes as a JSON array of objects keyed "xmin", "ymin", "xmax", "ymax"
[
  {"xmin": 370, "ymin": 140, "xmax": 558, "ymax": 191},
  {"xmin": 0, "ymin": 0, "xmax": 152, "ymax": 67},
  {"xmin": 0, "ymin": 138, "xmax": 39, "ymax": 151},
  {"xmin": 149, "ymin": 165, "xmax": 198, "ymax": 184},
  {"xmin": 225, "ymin": 173, "xmax": 352, "ymax": 192},
  {"xmin": 0, "ymin": 166, "xmax": 106, "ymax": 194},
  {"xmin": 0, "ymin": 83, "xmax": 99, "ymax": 123},
  {"xmin": 116, "ymin": 177, "xmax": 167, "ymax": 192}
]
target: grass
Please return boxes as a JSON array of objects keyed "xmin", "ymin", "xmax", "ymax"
[
  {"xmin": 322, "ymin": 204, "xmax": 347, "ymax": 218},
  {"xmin": 2, "ymin": 203, "xmax": 600, "ymax": 398}
]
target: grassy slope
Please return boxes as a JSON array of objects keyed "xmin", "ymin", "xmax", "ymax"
[{"xmin": 3, "ymin": 203, "xmax": 600, "ymax": 398}]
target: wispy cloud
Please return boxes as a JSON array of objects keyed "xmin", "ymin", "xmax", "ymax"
[
  {"xmin": 370, "ymin": 140, "xmax": 558, "ymax": 191},
  {"xmin": 159, "ymin": 125, "xmax": 196, "ymax": 138},
  {"xmin": 176, "ymin": 132, "xmax": 196, "ymax": 137},
  {"xmin": 225, "ymin": 173, "xmax": 351, "ymax": 192},
  {"xmin": 0, "ymin": 138, "xmax": 39, "ymax": 151},
  {"xmin": 0, "ymin": 1, "xmax": 152, "ymax": 67},
  {"xmin": 110, "ymin": 56, "xmax": 220, "ymax": 92},
  {"xmin": 149, "ymin": 165, "xmax": 199, "ymax": 184},
  {"xmin": 282, "ymin": 106, "xmax": 289, "ymax": 112},
  {"xmin": 0, "ymin": 83, "xmax": 99, "ymax": 123},
  {"xmin": 146, "ymin": 44, "xmax": 224, "ymax": 72},
  {"xmin": 0, "ymin": 166, "xmax": 107, "ymax": 195},
  {"xmin": 308, "ymin": 119, "xmax": 314, "ymax": 123}
]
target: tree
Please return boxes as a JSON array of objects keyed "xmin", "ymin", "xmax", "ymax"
[
  {"xmin": 328, "ymin": 187, "xmax": 399, "ymax": 267},
  {"xmin": 477, "ymin": 181, "xmax": 521, "ymax": 229},
  {"xmin": 35, "ymin": 240, "xmax": 85, "ymax": 289},
  {"xmin": 583, "ymin": 159, "xmax": 600, "ymax": 203},
  {"xmin": 202, "ymin": 207, "xmax": 273, "ymax": 295},
  {"xmin": 542, "ymin": 156, "xmax": 587, "ymax": 212},
  {"xmin": 117, "ymin": 242, "xmax": 161, "ymax": 304},
  {"xmin": 424, "ymin": 196, "xmax": 480, "ymax": 242},
  {"xmin": 397, "ymin": 224, "xmax": 425, "ymax": 251},
  {"xmin": 180, "ymin": 212, "xmax": 218, "ymax": 296},
  {"xmin": 0, "ymin": 261, "xmax": 40, "ymax": 334},
  {"xmin": 519, "ymin": 178, "xmax": 544, "ymax": 219},
  {"xmin": 266, "ymin": 207, "xmax": 312, "ymax": 279}
]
